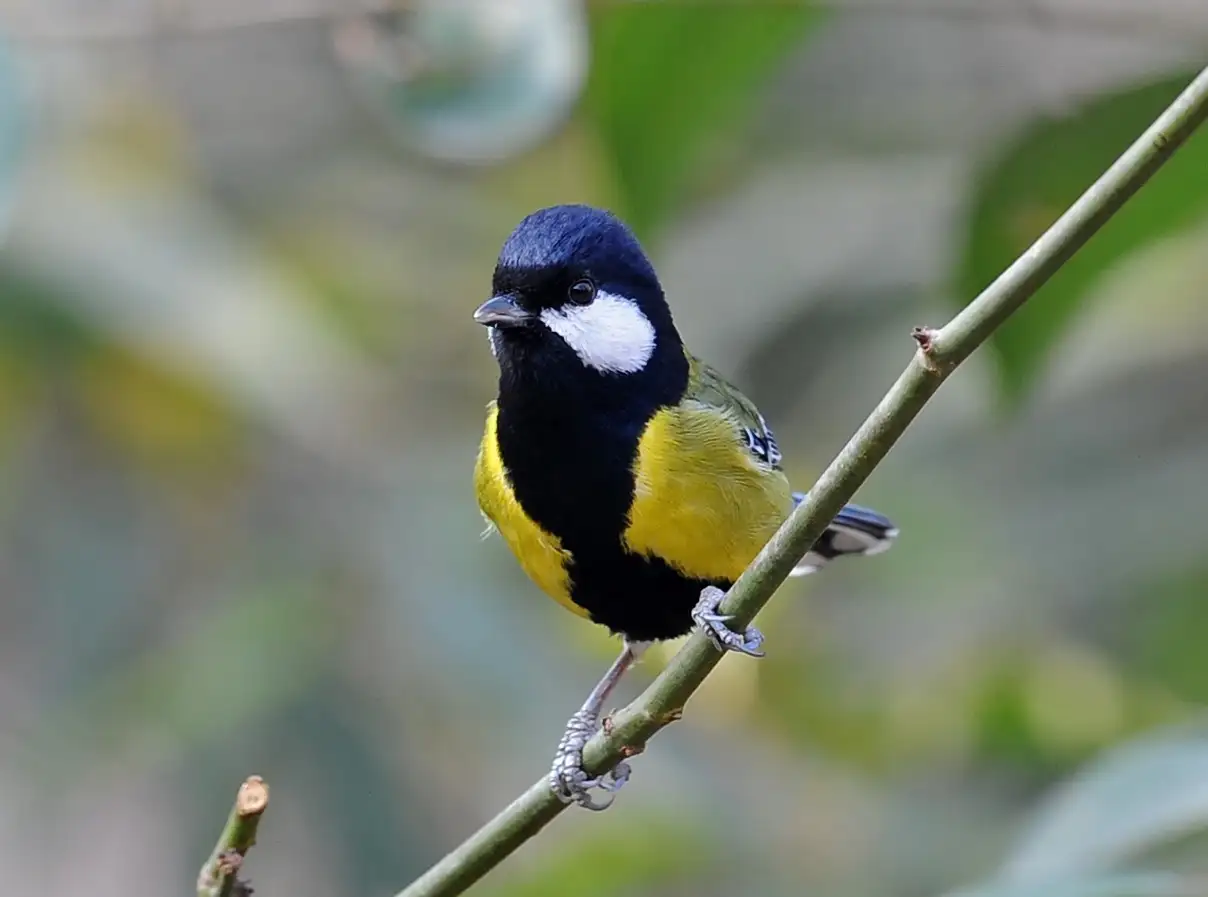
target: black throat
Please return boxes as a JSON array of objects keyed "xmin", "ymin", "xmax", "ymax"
[{"xmin": 493, "ymin": 330, "xmax": 688, "ymax": 552}]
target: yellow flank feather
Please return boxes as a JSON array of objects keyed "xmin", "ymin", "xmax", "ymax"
[
  {"xmin": 474, "ymin": 402, "xmax": 588, "ymax": 618},
  {"xmin": 624, "ymin": 402, "xmax": 794, "ymax": 583}
]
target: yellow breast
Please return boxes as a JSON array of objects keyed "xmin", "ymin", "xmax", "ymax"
[
  {"xmin": 623, "ymin": 402, "xmax": 794, "ymax": 583},
  {"xmin": 474, "ymin": 403, "xmax": 588, "ymax": 618}
]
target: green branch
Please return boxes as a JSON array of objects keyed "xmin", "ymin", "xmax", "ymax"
[
  {"xmin": 395, "ymin": 63, "xmax": 1208, "ymax": 897},
  {"xmin": 198, "ymin": 776, "xmax": 270, "ymax": 897}
]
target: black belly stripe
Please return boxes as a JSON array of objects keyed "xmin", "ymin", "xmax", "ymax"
[
  {"xmin": 568, "ymin": 551, "xmax": 728, "ymax": 641},
  {"xmin": 489, "ymin": 329, "xmax": 703, "ymax": 640},
  {"xmin": 495, "ymin": 401, "xmax": 716, "ymax": 639}
]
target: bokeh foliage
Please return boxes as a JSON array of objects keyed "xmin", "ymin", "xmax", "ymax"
[
  {"xmin": 0, "ymin": 4, "xmax": 1207, "ymax": 897},
  {"xmin": 586, "ymin": 3, "xmax": 818, "ymax": 239},
  {"xmin": 959, "ymin": 72, "xmax": 1208, "ymax": 404}
]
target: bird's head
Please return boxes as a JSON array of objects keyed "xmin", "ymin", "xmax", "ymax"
[{"xmin": 475, "ymin": 205, "xmax": 685, "ymax": 401}]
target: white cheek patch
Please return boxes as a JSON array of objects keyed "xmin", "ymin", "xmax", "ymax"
[{"xmin": 538, "ymin": 291, "xmax": 656, "ymax": 374}]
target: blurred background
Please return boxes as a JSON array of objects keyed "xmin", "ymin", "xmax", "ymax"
[{"xmin": 1, "ymin": 2, "xmax": 1207, "ymax": 896}]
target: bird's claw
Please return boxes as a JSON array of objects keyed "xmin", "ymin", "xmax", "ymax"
[
  {"xmin": 692, "ymin": 586, "xmax": 765, "ymax": 657},
  {"xmin": 549, "ymin": 708, "xmax": 632, "ymax": 810}
]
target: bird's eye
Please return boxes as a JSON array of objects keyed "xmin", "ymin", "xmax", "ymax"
[{"xmin": 567, "ymin": 278, "xmax": 596, "ymax": 305}]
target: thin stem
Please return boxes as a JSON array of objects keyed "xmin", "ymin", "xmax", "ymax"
[
  {"xmin": 396, "ymin": 63, "xmax": 1208, "ymax": 897},
  {"xmin": 198, "ymin": 776, "xmax": 271, "ymax": 897}
]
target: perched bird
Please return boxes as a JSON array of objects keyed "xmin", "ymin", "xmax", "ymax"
[{"xmin": 474, "ymin": 204, "xmax": 897, "ymax": 809}]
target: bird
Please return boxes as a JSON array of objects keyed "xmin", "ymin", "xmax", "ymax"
[{"xmin": 473, "ymin": 204, "xmax": 897, "ymax": 809}]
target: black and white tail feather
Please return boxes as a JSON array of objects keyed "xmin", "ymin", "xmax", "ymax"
[{"xmin": 790, "ymin": 492, "xmax": 898, "ymax": 577}]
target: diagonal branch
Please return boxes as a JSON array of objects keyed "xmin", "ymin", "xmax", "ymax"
[
  {"xmin": 198, "ymin": 776, "xmax": 271, "ymax": 897},
  {"xmin": 396, "ymin": 63, "xmax": 1208, "ymax": 897}
]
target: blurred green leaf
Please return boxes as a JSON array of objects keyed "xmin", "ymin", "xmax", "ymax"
[
  {"xmin": 585, "ymin": 3, "xmax": 818, "ymax": 239},
  {"xmin": 947, "ymin": 872, "xmax": 1188, "ymax": 897},
  {"xmin": 284, "ymin": 681, "xmax": 435, "ymax": 896},
  {"xmin": 957, "ymin": 72, "xmax": 1208, "ymax": 404},
  {"xmin": 79, "ymin": 344, "xmax": 242, "ymax": 477},
  {"xmin": 0, "ymin": 269, "xmax": 99, "ymax": 362},
  {"xmin": 1126, "ymin": 568, "xmax": 1208, "ymax": 704},
  {"xmin": 1002, "ymin": 723, "xmax": 1208, "ymax": 882},
  {"xmin": 26, "ymin": 585, "xmax": 336, "ymax": 783}
]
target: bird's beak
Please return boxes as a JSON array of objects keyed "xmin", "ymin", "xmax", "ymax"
[{"xmin": 474, "ymin": 295, "xmax": 534, "ymax": 328}]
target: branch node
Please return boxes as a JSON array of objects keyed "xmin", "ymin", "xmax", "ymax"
[
  {"xmin": 198, "ymin": 776, "xmax": 271, "ymax": 897},
  {"xmin": 910, "ymin": 325, "xmax": 937, "ymax": 351},
  {"xmin": 216, "ymin": 850, "xmax": 243, "ymax": 877},
  {"xmin": 910, "ymin": 326, "xmax": 947, "ymax": 373}
]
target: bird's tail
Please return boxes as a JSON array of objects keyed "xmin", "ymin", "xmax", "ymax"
[{"xmin": 788, "ymin": 492, "xmax": 898, "ymax": 577}]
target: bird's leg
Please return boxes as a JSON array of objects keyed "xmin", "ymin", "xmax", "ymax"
[
  {"xmin": 550, "ymin": 642, "xmax": 638, "ymax": 810},
  {"xmin": 692, "ymin": 586, "xmax": 765, "ymax": 657}
]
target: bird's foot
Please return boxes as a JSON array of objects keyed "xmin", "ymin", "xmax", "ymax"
[
  {"xmin": 549, "ymin": 707, "xmax": 632, "ymax": 811},
  {"xmin": 692, "ymin": 586, "xmax": 765, "ymax": 657}
]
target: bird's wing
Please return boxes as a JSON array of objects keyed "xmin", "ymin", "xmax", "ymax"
[
  {"xmin": 623, "ymin": 355, "xmax": 792, "ymax": 585},
  {"xmin": 685, "ymin": 354, "xmax": 783, "ymax": 470}
]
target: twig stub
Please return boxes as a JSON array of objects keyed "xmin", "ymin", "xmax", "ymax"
[
  {"xmin": 198, "ymin": 776, "xmax": 271, "ymax": 897},
  {"xmin": 236, "ymin": 776, "xmax": 270, "ymax": 818}
]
